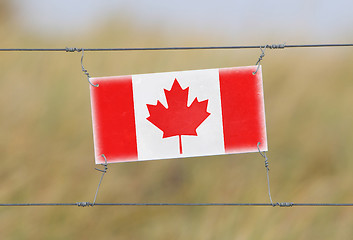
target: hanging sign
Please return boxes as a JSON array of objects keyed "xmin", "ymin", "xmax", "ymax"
[{"xmin": 90, "ymin": 66, "xmax": 267, "ymax": 164}]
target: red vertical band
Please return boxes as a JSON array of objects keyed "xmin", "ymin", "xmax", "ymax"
[
  {"xmin": 90, "ymin": 76, "xmax": 138, "ymax": 163},
  {"xmin": 219, "ymin": 67, "xmax": 267, "ymax": 153}
]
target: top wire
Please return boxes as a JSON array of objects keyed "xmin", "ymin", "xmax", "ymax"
[{"xmin": 0, "ymin": 43, "xmax": 353, "ymax": 52}]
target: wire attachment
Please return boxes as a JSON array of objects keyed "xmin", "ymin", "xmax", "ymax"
[
  {"xmin": 92, "ymin": 154, "xmax": 108, "ymax": 206},
  {"xmin": 267, "ymin": 43, "xmax": 286, "ymax": 49},
  {"xmin": 65, "ymin": 47, "xmax": 82, "ymax": 52},
  {"xmin": 76, "ymin": 202, "xmax": 92, "ymax": 207},
  {"xmin": 80, "ymin": 49, "xmax": 99, "ymax": 87},
  {"xmin": 257, "ymin": 142, "xmax": 274, "ymax": 206},
  {"xmin": 252, "ymin": 43, "xmax": 285, "ymax": 75},
  {"xmin": 252, "ymin": 46, "xmax": 267, "ymax": 75},
  {"xmin": 276, "ymin": 202, "xmax": 293, "ymax": 207}
]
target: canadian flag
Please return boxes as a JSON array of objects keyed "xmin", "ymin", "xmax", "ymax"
[{"xmin": 90, "ymin": 66, "xmax": 267, "ymax": 164}]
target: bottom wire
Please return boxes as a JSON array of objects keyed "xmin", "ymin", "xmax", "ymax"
[{"xmin": 1, "ymin": 202, "xmax": 353, "ymax": 207}]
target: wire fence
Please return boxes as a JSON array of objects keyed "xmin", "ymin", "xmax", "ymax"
[{"xmin": 1, "ymin": 42, "xmax": 353, "ymax": 207}]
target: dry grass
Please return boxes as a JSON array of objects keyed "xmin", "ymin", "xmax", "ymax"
[{"xmin": 1, "ymin": 20, "xmax": 353, "ymax": 240}]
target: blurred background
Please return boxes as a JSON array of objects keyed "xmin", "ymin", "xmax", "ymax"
[{"xmin": 1, "ymin": 0, "xmax": 353, "ymax": 239}]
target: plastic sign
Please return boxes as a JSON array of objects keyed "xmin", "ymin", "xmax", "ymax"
[{"xmin": 90, "ymin": 66, "xmax": 267, "ymax": 164}]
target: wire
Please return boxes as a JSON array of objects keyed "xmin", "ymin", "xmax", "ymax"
[
  {"xmin": 0, "ymin": 203, "xmax": 77, "ymax": 206},
  {"xmin": 0, "ymin": 43, "xmax": 353, "ymax": 52},
  {"xmin": 92, "ymin": 154, "xmax": 108, "ymax": 205},
  {"xmin": 1, "ymin": 202, "xmax": 353, "ymax": 207}
]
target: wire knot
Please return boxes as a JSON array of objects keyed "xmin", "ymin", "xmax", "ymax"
[
  {"xmin": 65, "ymin": 47, "xmax": 82, "ymax": 52},
  {"xmin": 76, "ymin": 202, "xmax": 92, "ymax": 207},
  {"xmin": 257, "ymin": 142, "xmax": 270, "ymax": 171},
  {"xmin": 266, "ymin": 43, "xmax": 285, "ymax": 49},
  {"xmin": 264, "ymin": 159, "xmax": 269, "ymax": 169},
  {"xmin": 274, "ymin": 202, "xmax": 293, "ymax": 207},
  {"xmin": 95, "ymin": 154, "xmax": 108, "ymax": 173}
]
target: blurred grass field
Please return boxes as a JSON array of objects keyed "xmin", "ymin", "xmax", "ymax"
[{"xmin": 1, "ymin": 9, "xmax": 353, "ymax": 240}]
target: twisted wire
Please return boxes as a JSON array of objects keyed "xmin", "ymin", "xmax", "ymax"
[
  {"xmin": 0, "ymin": 202, "xmax": 353, "ymax": 207},
  {"xmin": 92, "ymin": 154, "xmax": 108, "ymax": 206},
  {"xmin": 0, "ymin": 43, "xmax": 352, "ymax": 52},
  {"xmin": 257, "ymin": 142, "xmax": 274, "ymax": 205},
  {"xmin": 80, "ymin": 49, "xmax": 98, "ymax": 87}
]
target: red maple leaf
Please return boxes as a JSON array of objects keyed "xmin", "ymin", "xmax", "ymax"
[{"xmin": 146, "ymin": 79, "xmax": 210, "ymax": 154}]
